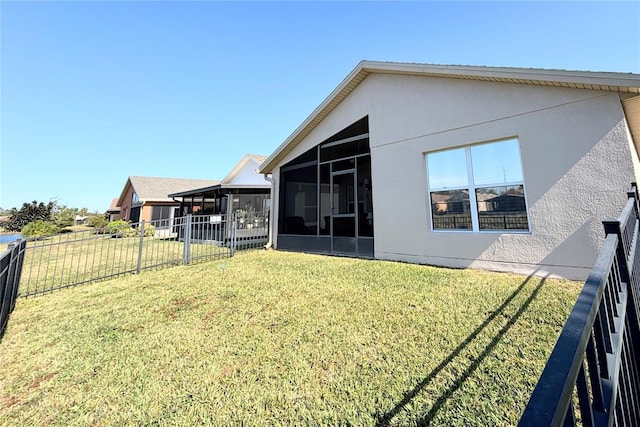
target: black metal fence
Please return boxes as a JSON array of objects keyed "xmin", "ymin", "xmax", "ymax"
[
  {"xmin": 17, "ymin": 212, "xmax": 268, "ymax": 298},
  {"xmin": 0, "ymin": 239, "xmax": 27, "ymax": 337},
  {"xmin": 519, "ymin": 185, "xmax": 640, "ymax": 426},
  {"xmin": 432, "ymin": 213, "xmax": 529, "ymax": 230}
]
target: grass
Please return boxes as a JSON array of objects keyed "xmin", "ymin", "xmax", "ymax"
[{"xmin": 0, "ymin": 250, "xmax": 582, "ymax": 426}]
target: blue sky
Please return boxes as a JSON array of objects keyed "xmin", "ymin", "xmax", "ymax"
[{"xmin": 1, "ymin": 1, "xmax": 639, "ymax": 213}]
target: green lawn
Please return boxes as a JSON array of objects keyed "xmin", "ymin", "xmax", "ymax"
[{"xmin": 0, "ymin": 250, "xmax": 581, "ymax": 426}]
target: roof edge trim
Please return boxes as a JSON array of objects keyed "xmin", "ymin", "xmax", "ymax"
[{"xmin": 257, "ymin": 60, "xmax": 640, "ymax": 174}]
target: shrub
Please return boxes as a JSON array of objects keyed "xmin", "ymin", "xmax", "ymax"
[
  {"xmin": 142, "ymin": 223, "xmax": 156, "ymax": 237},
  {"xmin": 21, "ymin": 220, "xmax": 61, "ymax": 238},
  {"xmin": 104, "ymin": 220, "xmax": 134, "ymax": 236},
  {"xmin": 103, "ymin": 220, "xmax": 155, "ymax": 237},
  {"xmin": 87, "ymin": 215, "xmax": 108, "ymax": 228}
]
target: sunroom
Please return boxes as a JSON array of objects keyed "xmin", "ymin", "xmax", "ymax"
[{"xmin": 277, "ymin": 116, "xmax": 374, "ymax": 257}]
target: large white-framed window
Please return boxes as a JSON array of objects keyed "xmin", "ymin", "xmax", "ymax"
[{"xmin": 426, "ymin": 137, "xmax": 530, "ymax": 232}]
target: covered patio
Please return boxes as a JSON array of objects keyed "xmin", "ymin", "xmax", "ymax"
[{"xmin": 169, "ymin": 184, "xmax": 271, "ymax": 244}]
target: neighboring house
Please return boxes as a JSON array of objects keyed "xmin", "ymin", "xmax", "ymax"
[
  {"xmin": 169, "ymin": 154, "xmax": 270, "ymax": 218},
  {"xmin": 106, "ymin": 198, "xmax": 121, "ymax": 222},
  {"xmin": 169, "ymin": 154, "xmax": 271, "ymax": 242},
  {"xmin": 257, "ymin": 60, "xmax": 640, "ymax": 280},
  {"xmin": 116, "ymin": 176, "xmax": 219, "ymax": 224}
]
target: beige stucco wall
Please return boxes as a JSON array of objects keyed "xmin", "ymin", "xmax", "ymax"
[{"xmin": 271, "ymin": 73, "xmax": 639, "ymax": 280}]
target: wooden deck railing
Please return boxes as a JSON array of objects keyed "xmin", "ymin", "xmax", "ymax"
[{"xmin": 519, "ymin": 184, "xmax": 640, "ymax": 426}]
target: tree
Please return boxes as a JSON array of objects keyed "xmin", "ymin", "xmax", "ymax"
[
  {"xmin": 52, "ymin": 205, "xmax": 79, "ymax": 228},
  {"xmin": 3, "ymin": 201, "xmax": 56, "ymax": 232}
]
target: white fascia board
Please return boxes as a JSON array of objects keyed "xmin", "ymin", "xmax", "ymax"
[
  {"xmin": 257, "ymin": 60, "xmax": 640, "ymax": 175},
  {"xmin": 257, "ymin": 61, "xmax": 370, "ymax": 174}
]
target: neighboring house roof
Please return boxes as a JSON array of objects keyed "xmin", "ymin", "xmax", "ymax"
[
  {"xmin": 117, "ymin": 176, "xmax": 220, "ymax": 207},
  {"xmin": 431, "ymin": 193, "xmax": 453, "ymax": 203},
  {"xmin": 447, "ymin": 191, "xmax": 471, "ymax": 203},
  {"xmin": 432, "ymin": 192, "xmax": 497, "ymax": 204},
  {"xmin": 257, "ymin": 61, "xmax": 640, "ymax": 174},
  {"xmin": 107, "ymin": 197, "xmax": 121, "ymax": 213},
  {"xmin": 502, "ymin": 187, "xmax": 525, "ymax": 196},
  {"xmin": 168, "ymin": 154, "xmax": 270, "ymax": 198}
]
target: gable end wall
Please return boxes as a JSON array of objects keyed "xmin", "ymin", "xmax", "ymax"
[{"xmin": 271, "ymin": 73, "xmax": 639, "ymax": 280}]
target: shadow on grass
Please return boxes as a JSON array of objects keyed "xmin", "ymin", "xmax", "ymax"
[{"xmin": 375, "ymin": 274, "xmax": 547, "ymax": 426}]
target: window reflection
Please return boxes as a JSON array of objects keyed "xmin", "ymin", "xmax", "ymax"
[
  {"xmin": 427, "ymin": 138, "xmax": 529, "ymax": 232},
  {"xmin": 471, "ymin": 139, "xmax": 523, "ymax": 186},
  {"xmin": 430, "ymin": 190, "xmax": 472, "ymax": 230},
  {"xmin": 476, "ymin": 185, "xmax": 528, "ymax": 230},
  {"xmin": 427, "ymin": 148, "xmax": 468, "ymax": 189}
]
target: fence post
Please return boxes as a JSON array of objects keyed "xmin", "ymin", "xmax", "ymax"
[
  {"xmin": 136, "ymin": 221, "xmax": 145, "ymax": 274},
  {"xmin": 629, "ymin": 182, "xmax": 639, "ymax": 209},
  {"xmin": 183, "ymin": 214, "xmax": 192, "ymax": 265},
  {"xmin": 622, "ymin": 184, "xmax": 640, "ymax": 335},
  {"xmin": 10, "ymin": 240, "xmax": 26, "ymax": 304},
  {"xmin": 7, "ymin": 243, "xmax": 18, "ymax": 312},
  {"xmin": 603, "ymin": 219, "xmax": 630, "ymax": 284}
]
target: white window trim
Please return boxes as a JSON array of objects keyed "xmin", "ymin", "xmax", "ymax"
[
  {"xmin": 426, "ymin": 139, "xmax": 531, "ymax": 234},
  {"xmin": 465, "ymin": 148, "xmax": 480, "ymax": 232}
]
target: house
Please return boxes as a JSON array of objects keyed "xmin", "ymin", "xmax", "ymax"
[
  {"xmin": 106, "ymin": 197, "xmax": 120, "ymax": 222},
  {"xmin": 116, "ymin": 176, "xmax": 219, "ymax": 224},
  {"xmin": 168, "ymin": 154, "xmax": 271, "ymax": 241},
  {"xmin": 169, "ymin": 154, "xmax": 270, "ymax": 216},
  {"xmin": 257, "ymin": 61, "xmax": 640, "ymax": 280}
]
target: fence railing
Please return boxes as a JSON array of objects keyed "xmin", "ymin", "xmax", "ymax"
[
  {"xmin": 0, "ymin": 239, "xmax": 27, "ymax": 337},
  {"xmin": 17, "ymin": 212, "xmax": 268, "ymax": 298},
  {"xmin": 519, "ymin": 185, "xmax": 640, "ymax": 426},
  {"xmin": 432, "ymin": 213, "xmax": 529, "ymax": 230}
]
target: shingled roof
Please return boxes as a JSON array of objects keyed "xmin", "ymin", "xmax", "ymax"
[
  {"xmin": 107, "ymin": 197, "xmax": 120, "ymax": 213},
  {"xmin": 117, "ymin": 176, "xmax": 220, "ymax": 207},
  {"xmin": 168, "ymin": 154, "xmax": 270, "ymax": 198}
]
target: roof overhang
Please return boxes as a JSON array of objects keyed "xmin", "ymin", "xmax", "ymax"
[
  {"xmin": 169, "ymin": 184, "xmax": 223, "ymax": 198},
  {"xmin": 169, "ymin": 184, "xmax": 270, "ymax": 199},
  {"xmin": 257, "ymin": 60, "xmax": 640, "ymax": 174},
  {"xmin": 623, "ymin": 95, "xmax": 640, "ymax": 155}
]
